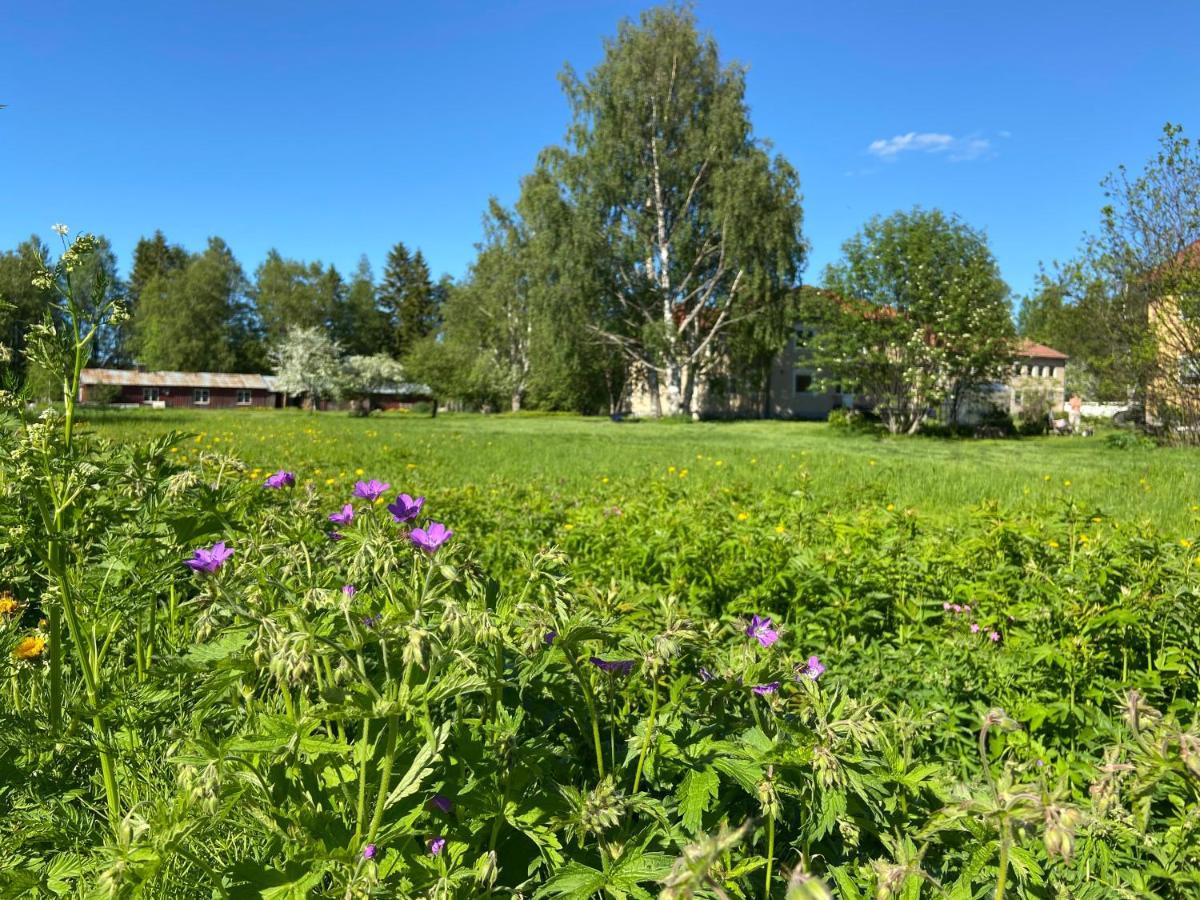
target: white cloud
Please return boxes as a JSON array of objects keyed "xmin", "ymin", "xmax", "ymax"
[{"xmin": 867, "ymin": 131, "xmax": 993, "ymax": 162}]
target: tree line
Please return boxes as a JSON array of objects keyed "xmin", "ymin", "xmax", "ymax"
[{"xmin": 0, "ymin": 231, "xmax": 445, "ymax": 385}]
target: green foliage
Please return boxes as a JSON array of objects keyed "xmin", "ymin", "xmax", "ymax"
[
  {"xmin": 810, "ymin": 208, "xmax": 1014, "ymax": 434},
  {"xmin": 4, "ymin": 400, "xmax": 1200, "ymax": 896}
]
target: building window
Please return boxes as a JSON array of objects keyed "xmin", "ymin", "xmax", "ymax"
[
  {"xmin": 142, "ymin": 387, "xmax": 160, "ymax": 402},
  {"xmin": 193, "ymin": 388, "xmax": 210, "ymax": 405},
  {"xmin": 236, "ymin": 389, "xmax": 252, "ymax": 405},
  {"xmin": 794, "ymin": 372, "xmax": 812, "ymax": 394},
  {"xmin": 1181, "ymin": 356, "xmax": 1200, "ymax": 387}
]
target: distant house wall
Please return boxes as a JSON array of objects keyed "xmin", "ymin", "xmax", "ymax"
[
  {"xmin": 624, "ymin": 332, "xmax": 1068, "ymax": 422},
  {"xmin": 81, "ymin": 382, "xmax": 275, "ymax": 408}
]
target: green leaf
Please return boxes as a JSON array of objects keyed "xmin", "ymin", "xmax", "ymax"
[
  {"xmin": 532, "ymin": 861, "xmax": 607, "ymax": 899},
  {"xmin": 385, "ymin": 720, "xmax": 451, "ymax": 809},
  {"xmin": 676, "ymin": 767, "xmax": 719, "ymax": 834}
]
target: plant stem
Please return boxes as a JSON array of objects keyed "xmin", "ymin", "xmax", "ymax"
[
  {"xmin": 632, "ymin": 675, "xmax": 659, "ymax": 793},
  {"xmin": 567, "ymin": 653, "xmax": 605, "ymax": 779},
  {"xmin": 366, "ymin": 714, "xmax": 400, "ymax": 843},
  {"xmin": 353, "ymin": 719, "xmax": 372, "ymax": 845},
  {"xmin": 994, "ymin": 819, "xmax": 1011, "ymax": 900},
  {"xmin": 764, "ymin": 811, "xmax": 775, "ymax": 898}
]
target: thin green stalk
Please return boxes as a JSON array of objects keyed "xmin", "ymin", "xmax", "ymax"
[
  {"xmin": 994, "ymin": 819, "xmax": 1011, "ymax": 900},
  {"xmin": 55, "ymin": 563, "xmax": 121, "ymax": 834},
  {"xmin": 632, "ymin": 675, "xmax": 659, "ymax": 793},
  {"xmin": 366, "ymin": 714, "xmax": 400, "ymax": 843},
  {"xmin": 566, "ymin": 653, "xmax": 605, "ymax": 779},
  {"xmin": 47, "ymin": 605, "xmax": 62, "ymax": 732},
  {"xmin": 764, "ymin": 812, "xmax": 775, "ymax": 898},
  {"xmin": 353, "ymin": 719, "xmax": 372, "ymax": 844}
]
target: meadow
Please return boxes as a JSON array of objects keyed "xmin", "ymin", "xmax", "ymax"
[{"xmin": 3, "ymin": 406, "xmax": 1200, "ymax": 898}]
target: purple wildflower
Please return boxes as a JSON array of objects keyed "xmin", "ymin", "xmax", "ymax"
[
  {"xmin": 802, "ymin": 655, "xmax": 825, "ymax": 680},
  {"xmin": 544, "ymin": 630, "xmax": 558, "ymax": 645},
  {"xmin": 951, "ymin": 604, "xmax": 962, "ymax": 614},
  {"xmin": 342, "ymin": 584, "xmax": 357, "ymax": 597},
  {"xmin": 429, "ymin": 794, "xmax": 452, "ymax": 814},
  {"xmin": 698, "ymin": 666, "xmax": 715, "ymax": 682},
  {"xmin": 328, "ymin": 531, "xmax": 344, "ymax": 542},
  {"xmin": 263, "ymin": 470, "xmax": 295, "ymax": 489},
  {"xmin": 362, "ymin": 613, "xmax": 382, "ymax": 629},
  {"xmin": 184, "ymin": 542, "xmax": 233, "ymax": 574},
  {"xmin": 989, "ymin": 630, "xmax": 1001, "ymax": 643},
  {"xmin": 752, "ymin": 682, "xmax": 781, "ymax": 695},
  {"xmin": 329, "ymin": 504, "xmax": 354, "ymax": 526},
  {"xmin": 410, "ymin": 521, "xmax": 452, "ymax": 553},
  {"xmin": 387, "ymin": 493, "xmax": 425, "ymax": 523},
  {"xmin": 353, "ymin": 479, "xmax": 390, "ymax": 502},
  {"xmin": 942, "ymin": 602, "xmax": 951, "ymax": 611},
  {"xmin": 589, "ymin": 656, "xmax": 634, "ymax": 675},
  {"xmin": 746, "ymin": 615, "xmax": 779, "ymax": 648},
  {"xmin": 362, "ymin": 843, "xmax": 377, "ymax": 860},
  {"xmin": 428, "ymin": 837, "xmax": 445, "ymax": 857},
  {"xmin": 970, "ymin": 623, "xmax": 981, "ymax": 634}
]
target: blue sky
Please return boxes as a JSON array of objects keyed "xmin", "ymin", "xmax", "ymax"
[{"xmin": 3, "ymin": 1, "xmax": 1198, "ymax": 300}]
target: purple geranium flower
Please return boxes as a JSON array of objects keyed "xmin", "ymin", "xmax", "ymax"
[
  {"xmin": 429, "ymin": 794, "xmax": 452, "ymax": 814},
  {"xmin": 590, "ymin": 656, "xmax": 634, "ymax": 675},
  {"xmin": 428, "ymin": 837, "xmax": 445, "ymax": 856},
  {"xmin": 329, "ymin": 504, "xmax": 354, "ymax": 526},
  {"xmin": 328, "ymin": 531, "xmax": 344, "ymax": 542},
  {"xmin": 698, "ymin": 666, "xmax": 715, "ymax": 682},
  {"xmin": 989, "ymin": 630, "xmax": 1001, "ymax": 643},
  {"xmin": 746, "ymin": 615, "xmax": 779, "ymax": 648},
  {"xmin": 802, "ymin": 655, "xmax": 825, "ymax": 680},
  {"xmin": 970, "ymin": 623, "xmax": 981, "ymax": 634},
  {"xmin": 387, "ymin": 493, "xmax": 425, "ymax": 523},
  {"xmin": 362, "ymin": 612, "xmax": 382, "ymax": 628},
  {"xmin": 353, "ymin": 479, "xmax": 390, "ymax": 502},
  {"xmin": 752, "ymin": 681, "xmax": 781, "ymax": 695},
  {"xmin": 544, "ymin": 630, "xmax": 558, "ymax": 645},
  {"xmin": 410, "ymin": 521, "xmax": 452, "ymax": 553},
  {"xmin": 342, "ymin": 584, "xmax": 357, "ymax": 597},
  {"xmin": 264, "ymin": 470, "xmax": 295, "ymax": 489},
  {"xmin": 184, "ymin": 542, "xmax": 233, "ymax": 574},
  {"xmin": 362, "ymin": 843, "xmax": 377, "ymax": 860}
]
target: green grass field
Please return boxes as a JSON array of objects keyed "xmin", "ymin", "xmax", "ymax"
[{"xmin": 81, "ymin": 408, "xmax": 1199, "ymax": 534}]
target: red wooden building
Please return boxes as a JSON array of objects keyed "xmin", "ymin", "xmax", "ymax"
[{"xmin": 79, "ymin": 368, "xmax": 279, "ymax": 409}]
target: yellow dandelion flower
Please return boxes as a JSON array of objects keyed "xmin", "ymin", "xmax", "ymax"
[
  {"xmin": 868, "ymin": 459, "xmax": 876, "ymax": 466},
  {"xmin": 737, "ymin": 512, "xmax": 749, "ymax": 521},
  {"xmin": 355, "ymin": 468, "xmax": 365, "ymax": 476},
  {"xmin": 886, "ymin": 503, "xmax": 895, "ymax": 512},
  {"xmin": 325, "ymin": 478, "xmax": 336, "ymax": 486},
  {"xmin": 1043, "ymin": 474, "xmax": 1051, "ymax": 481},
  {"xmin": 775, "ymin": 524, "xmax": 786, "ymax": 534},
  {"xmin": 406, "ymin": 463, "xmax": 417, "ymax": 470},
  {"xmin": 679, "ymin": 469, "xmax": 688, "ymax": 478},
  {"xmin": 1063, "ymin": 480, "xmax": 1071, "ymax": 487},
  {"xmin": 1181, "ymin": 539, "xmax": 1193, "ymax": 549},
  {"xmin": 563, "ymin": 523, "xmax": 574, "ymax": 530},
  {"xmin": 714, "ymin": 460, "xmax": 724, "ymax": 467},
  {"xmin": 751, "ymin": 458, "xmax": 758, "ymax": 464},
  {"xmin": 1047, "ymin": 540, "xmax": 1060, "ymax": 548},
  {"xmin": 14, "ymin": 635, "xmax": 46, "ymax": 661},
  {"xmin": 667, "ymin": 466, "xmax": 676, "ymax": 474},
  {"xmin": 0, "ymin": 593, "xmax": 20, "ymax": 619},
  {"xmin": 601, "ymin": 477, "xmax": 609, "ymax": 484},
  {"xmin": 170, "ymin": 447, "xmax": 179, "ymax": 453},
  {"xmin": 1079, "ymin": 533, "xmax": 1090, "ymax": 543},
  {"xmin": 1092, "ymin": 516, "xmax": 1102, "ymax": 523}
]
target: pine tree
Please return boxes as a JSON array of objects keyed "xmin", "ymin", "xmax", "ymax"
[
  {"xmin": 379, "ymin": 242, "xmax": 438, "ymax": 357},
  {"xmin": 333, "ymin": 255, "xmax": 388, "ymax": 355}
]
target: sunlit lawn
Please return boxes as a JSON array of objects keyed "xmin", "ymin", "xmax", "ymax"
[{"xmin": 77, "ymin": 408, "xmax": 1200, "ymax": 535}]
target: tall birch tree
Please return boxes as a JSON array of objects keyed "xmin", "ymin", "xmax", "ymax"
[{"xmin": 553, "ymin": 4, "xmax": 805, "ymax": 416}]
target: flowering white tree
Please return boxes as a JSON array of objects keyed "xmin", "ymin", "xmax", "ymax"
[{"xmin": 271, "ymin": 326, "xmax": 342, "ymax": 410}]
